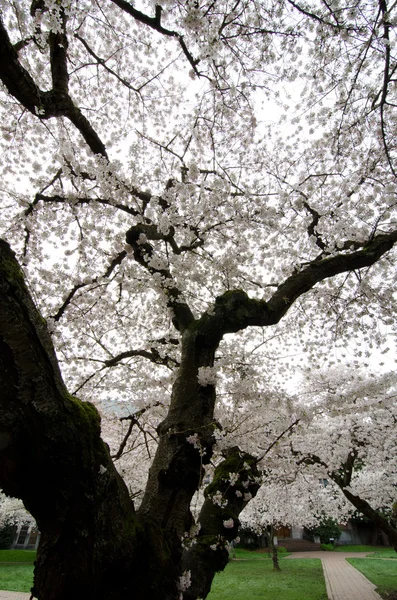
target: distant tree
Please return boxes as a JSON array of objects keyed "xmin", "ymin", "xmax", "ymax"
[
  {"xmin": 0, "ymin": 494, "xmax": 29, "ymax": 550},
  {"xmin": 291, "ymin": 370, "xmax": 397, "ymax": 550}
]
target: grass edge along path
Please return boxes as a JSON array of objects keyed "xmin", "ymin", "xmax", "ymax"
[
  {"xmin": 347, "ymin": 558, "xmax": 397, "ymax": 599},
  {"xmin": 0, "ymin": 550, "xmax": 35, "ymax": 593},
  {"xmin": 207, "ymin": 549, "xmax": 327, "ymax": 600},
  {"xmin": 334, "ymin": 543, "xmax": 397, "ymax": 598},
  {"xmin": 0, "ymin": 563, "xmax": 35, "ymax": 593}
]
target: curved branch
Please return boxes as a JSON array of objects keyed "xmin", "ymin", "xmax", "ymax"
[
  {"xmin": 267, "ymin": 230, "xmax": 397, "ymax": 322},
  {"xmin": 74, "ymin": 345, "xmax": 178, "ymax": 395},
  {"xmin": 113, "ymin": 418, "xmax": 136, "ymax": 461},
  {"xmin": 74, "ymin": 33, "xmax": 140, "ymax": 92},
  {"xmin": 196, "ymin": 229, "xmax": 397, "ymax": 344},
  {"xmin": 65, "ymin": 104, "xmax": 108, "ymax": 157},
  {"xmin": 103, "ymin": 347, "xmax": 179, "ymax": 369},
  {"xmin": 303, "ymin": 201, "xmax": 326, "ymax": 250},
  {"xmin": 286, "ymin": 0, "xmax": 342, "ymax": 29},
  {"xmin": 113, "ymin": 403, "xmax": 163, "ymax": 461},
  {"xmin": 109, "ymin": 0, "xmax": 201, "ymax": 76},
  {"xmin": 52, "ymin": 250, "xmax": 127, "ymax": 322},
  {"xmin": 378, "ymin": 0, "xmax": 397, "ymax": 178},
  {"xmin": 0, "ymin": 16, "xmax": 107, "ymax": 157},
  {"xmin": 31, "ymin": 192, "xmax": 145, "ymax": 217},
  {"xmin": 256, "ymin": 418, "xmax": 301, "ymax": 463}
]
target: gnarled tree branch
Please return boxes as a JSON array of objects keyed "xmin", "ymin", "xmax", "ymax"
[
  {"xmin": 0, "ymin": 16, "xmax": 108, "ymax": 157},
  {"xmin": 194, "ymin": 229, "xmax": 397, "ymax": 344}
]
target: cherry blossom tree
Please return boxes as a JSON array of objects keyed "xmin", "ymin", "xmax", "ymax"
[
  {"xmin": 238, "ymin": 368, "xmax": 397, "ymax": 548},
  {"xmin": 0, "ymin": 493, "xmax": 29, "ymax": 529},
  {"xmin": 290, "ymin": 369, "xmax": 397, "ymax": 550},
  {"xmin": 1, "ymin": 1, "xmax": 397, "ymax": 599}
]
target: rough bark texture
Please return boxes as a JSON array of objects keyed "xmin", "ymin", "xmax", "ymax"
[
  {"xmin": 138, "ymin": 323, "xmax": 217, "ymax": 533},
  {"xmin": 181, "ymin": 448, "xmax": 261, "ymax": 600},
  {"xmin": 0, "ymin": 240, "xmax": 179, "ymax": 600}
]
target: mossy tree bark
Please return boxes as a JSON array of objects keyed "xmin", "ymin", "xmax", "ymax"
[
  {"xmin": 0, "ymin": 240, "xmax": 179, "ymax": 600},
  {"xmin": 181, "ymin": 449, "xmax": 261, "ymax": 600}
]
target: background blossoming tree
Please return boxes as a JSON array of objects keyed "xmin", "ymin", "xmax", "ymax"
[
  {"xmin": 1, "ymin": 1, "xmax": 397, "ymax": 599},
  {"xmin": 239, "ymin": 369, "xmax": 397, "ymax": 551}
]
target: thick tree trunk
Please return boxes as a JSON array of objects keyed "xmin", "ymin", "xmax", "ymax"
[
  {"xmin": 0, "ymin": 240, "xmax": 180, "ymax": 599},
  {"xmin": 138, "ymin": 323, "xmax": 218, "ymax": 540},
  {"xmin": 339, "ymin": 487, "xmax": 397, "ymax": 553}
]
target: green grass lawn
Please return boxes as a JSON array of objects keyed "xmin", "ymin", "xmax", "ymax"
[
  {"xmin": 208, "ymin": 549, "xmax": 327, "ymax": 600},
  {"xmin": 0, "ymin": 563, "xmax": 35, "ymax": 592},
  {"xmin": 0, "ymin": 549, "xmax": 36, "ymax": 563},
  {"xmin": 347, "ymin": 558, "xmax": 397, "ymax": 598},
  {"xmin": 335, "ymin": 545, "xmax": 397, "ymax": 558},
  {"xmin": 0, "ymin": 550, "xmax": 35, "ymax": 593}
]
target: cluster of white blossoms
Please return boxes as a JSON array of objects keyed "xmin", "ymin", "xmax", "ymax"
[
  {"xmin": 186, "ymin": 433, "xmax": 201, "ymax": 449},
  {"xmin": 0, "ymin": 493, "xmax": 31, "ymax": 527},
  {"xmin": 222, "ymin": 518, "xmax": 234, "ymax": 529},
  {"xmin": 211, "ymin": 491, "xmax": 228, "ymax": 508},
  {"xmin": 197, "ymin": 367, "xmax": 217, "ymax": 387},
  {"xmin": 186, "ymin": 433, "xmax": 207, "ymax": 457},
  {"xmin": 181, "ymin": 523, "xmax": 201, "ymax": 550},
  {"xmin": 177, "ymin": 570, "xmax": 191, "ymax": 596}
]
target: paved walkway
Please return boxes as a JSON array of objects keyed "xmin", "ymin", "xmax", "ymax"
[
  {"xmin": 0, "ymin": 593, "xmax": 30, "ymax": 599},
  {"xmin": 286, "ymin": 551, "xmax": 383, "ymax": 600}
]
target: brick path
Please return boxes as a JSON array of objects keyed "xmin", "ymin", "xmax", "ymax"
[{"xmin": 286, "ymin": 551, "xmax": 383, "ymax": 600}]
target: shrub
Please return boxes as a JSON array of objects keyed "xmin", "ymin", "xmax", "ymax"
[
  {"xmin": 320, "ymin": 543, "xmax": 335, "ymax": 551},
  {"xmin": 311, "ymin": 518, "xmax": 342, "ymax": 544},
  {"xmin": 0, "ymin": 520, "xmax": 17, "ymax": 549}
]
